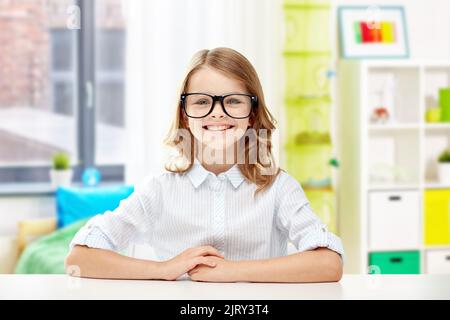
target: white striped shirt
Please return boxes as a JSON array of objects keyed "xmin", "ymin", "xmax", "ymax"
[{"xmin": 70, "ymin": 161, "xmax": 344, "ymax": 261}]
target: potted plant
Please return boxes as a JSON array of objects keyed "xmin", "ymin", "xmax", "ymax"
[
  {"xmin": 438, "ymin": 149, "xmax": 450, "ymax": 184},
  {"xmin": 50, "ymin": 153, "xmax": 73, "ymax": 189}
]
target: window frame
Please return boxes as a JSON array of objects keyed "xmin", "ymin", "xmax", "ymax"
[{"xmin": 0, "ymin": 0, "xmax": 124, "ymax": 184}]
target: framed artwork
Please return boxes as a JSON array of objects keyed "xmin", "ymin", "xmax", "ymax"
[{"xmin": 338, "ymin": 6, "xmax": 409, "ymax": 59}]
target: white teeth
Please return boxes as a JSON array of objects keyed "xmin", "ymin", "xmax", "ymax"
[{"xmin": 205, "ymin": 125, "xmax": 232, "ymax": 131}]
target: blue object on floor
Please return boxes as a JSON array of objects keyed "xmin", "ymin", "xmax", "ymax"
[{"xmin": 56, "ymin": 185, "xmax": 134, "ymax": 228}]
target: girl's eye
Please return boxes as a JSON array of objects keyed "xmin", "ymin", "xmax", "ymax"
[
  {"xmin": 227, "ymin": 98, "xmax": 242, "ymax": 105},
  {"xmin": 194, "ymin": 99, "xmax": 210, "ymax": 105}
]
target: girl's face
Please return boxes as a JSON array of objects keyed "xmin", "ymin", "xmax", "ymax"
[{"xmin": 184, "ymin": 66, "xmax": 251, "ymax": 152}]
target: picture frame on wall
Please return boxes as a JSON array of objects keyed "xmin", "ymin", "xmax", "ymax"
[{"xmin": 338, "ymin": 6, "xmax": 409, "ymax": 59}]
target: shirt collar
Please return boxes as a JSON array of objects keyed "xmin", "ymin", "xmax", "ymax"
[
  {"xmin": 186, "ymin": 159, "xmax": 210, "ymax": 189},
  {"xmin": 187, "ymin": 158, "xmax": 245, "ymax": 189},
  {"xmin": 225, "ymin": 164, "xmax": 246, "ymax": 189}
]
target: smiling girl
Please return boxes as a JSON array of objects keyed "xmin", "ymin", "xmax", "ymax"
[{"xmin": 66, "ymin": 47, "xmax": 344, "ymax": 283}]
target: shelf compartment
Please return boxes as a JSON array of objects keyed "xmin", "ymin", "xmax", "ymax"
[
  {"xmin": 424, "ymin": 66, "xmax": 450, "ymax": 118},
  {"xmin": 368, "ymin": 129, "xmax": 420, "ymax": 187},
  {"xmin": 367, "ymin": 66, "xmax": 420, "ymax": 125},
  {"xmin": 424, "ymin": 128, "xmax": 450, "ymax": 184}
]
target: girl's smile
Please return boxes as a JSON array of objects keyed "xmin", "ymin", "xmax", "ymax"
[{"xmin": 201, "ymin": 123, "xmax": 235, "ymax": 132}]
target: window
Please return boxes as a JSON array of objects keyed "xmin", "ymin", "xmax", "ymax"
[
  {"xmin": 95, "ymin": 5, "xmax": 127, "ymax": 165},
  {"xmin": 0, "ymin": 0, "xmax": 126, "ymax": 183},
  {"xmin": 0, "ymin": 1, "xmax": 78, "ymax": 168}
]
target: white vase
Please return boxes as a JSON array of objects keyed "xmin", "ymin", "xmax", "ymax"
[
  {"xmin": 438, "ymin": 163, "xmax": 450, "ymax": 184},
  {"xmin": 50, "ymin": 169, "xmax": 73, "ymax": 189}
]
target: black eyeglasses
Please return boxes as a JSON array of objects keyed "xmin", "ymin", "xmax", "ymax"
[{"xmin": 180, "ymin": 93, "xmax": 257, "ymax": 119}]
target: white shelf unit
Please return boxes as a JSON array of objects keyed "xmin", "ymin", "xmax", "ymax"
[{"xmin": 337, "ymin": 60, "xmax": 450, "ymax": 274}]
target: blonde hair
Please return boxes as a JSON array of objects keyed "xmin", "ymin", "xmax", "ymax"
[{"xmin": 164, "ymin": 47, "xmax": 280, "ymax": 194}]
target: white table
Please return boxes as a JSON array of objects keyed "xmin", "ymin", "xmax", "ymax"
[{"xmin": 1, "ymin": 275, "xmax": 450, "ymax": 300}]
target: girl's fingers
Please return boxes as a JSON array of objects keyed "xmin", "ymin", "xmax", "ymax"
[
  {"xmin": 196, "ymin": 246, "xmax": 224, "ymax": 258},
  {"xmin": 194, "ymin": 256, "xmax": 217, "ymax": 268},
  {"xmin": 188, "ymin": 268, "xmax": 198, "ymax": 276},
  {"xmin": 187, "ymin": 258, "xmax": 204, "ymax": 270}
]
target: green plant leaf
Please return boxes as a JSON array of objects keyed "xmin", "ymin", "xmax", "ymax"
[
  {"xmin": 53, "ymin": 153, "xmax": 71, "ymax": 170},
  {"xmin": 438, "ymin": 149, "xmax": 450, "ymax": 163}
]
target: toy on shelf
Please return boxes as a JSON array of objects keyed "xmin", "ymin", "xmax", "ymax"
[
  {"xmin": 425, "ymin": 107, "xmax": 441, "ymax": 123},
  {"xmin": 370, "ymin": 107, "xmax": 390, "ymax": 124},
  {"xmin": 370, "ymin": 74, "xmax": 397, "ymax": 124}
]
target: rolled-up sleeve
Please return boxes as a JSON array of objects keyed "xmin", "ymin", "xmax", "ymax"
[
  {"xmin": 69, "ymin": 221, "xmax": 116, "ymax": 251},
  {"xmin": 275, "ymin": 174, "xmax": 345, "ymax": 258},
  {"xmin": 69, "ymin": 176, "xmax": 159, "ymax": 252}
]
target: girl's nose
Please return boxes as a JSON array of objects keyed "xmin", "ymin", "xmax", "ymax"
[{"xmin": 210, "ymin": 100, "xmax": 226, "ymax": 118}]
